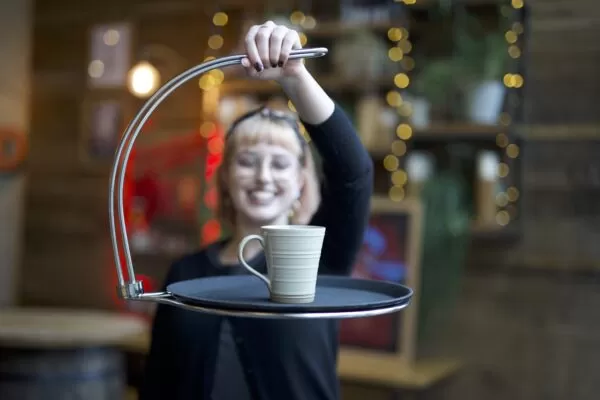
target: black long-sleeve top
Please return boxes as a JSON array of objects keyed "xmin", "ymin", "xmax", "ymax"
[{"xmin": 139, "ymin": 104, "xmax": 374, "ymax": 400}]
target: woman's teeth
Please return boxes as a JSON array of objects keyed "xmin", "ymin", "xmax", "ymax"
[{"xmin": 249, "ymin": 190, "xmax": 275, "ymax": 203}]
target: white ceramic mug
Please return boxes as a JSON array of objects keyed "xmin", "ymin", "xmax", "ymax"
[{"xmin": 238, "ymin": 225, "xmax": 326, "ymax": 304}]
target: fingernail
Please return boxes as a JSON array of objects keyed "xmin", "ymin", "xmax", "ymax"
[
  {"xmin": 254, "ymin": 62, "xmax": 262, "ymax": 72},
  {"xmin": 277, "ymin": 61, "xmax": 284, "ymax": 67},
  {"xmin": 271, "ymin": 63, "xmax": 277, "ymax": 68}
]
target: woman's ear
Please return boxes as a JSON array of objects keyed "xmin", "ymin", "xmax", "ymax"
[{"xmin": 297, "ymin": 170, "xmax": 306, "ymax": 199}]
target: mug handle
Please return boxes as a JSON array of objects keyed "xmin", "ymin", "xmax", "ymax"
[{"xmin": 238, "ymin": 234, "xmax": 271, "ymax": 289}]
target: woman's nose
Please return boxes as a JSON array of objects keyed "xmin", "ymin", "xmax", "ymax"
[{"xmin": 256, "ymin": 162, "xmax": 273, "ymax": 183}]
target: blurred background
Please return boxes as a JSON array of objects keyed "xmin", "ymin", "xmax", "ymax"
[{"xmin": 1, "ymin": 0, "xmax": 599, "ymax": 399}]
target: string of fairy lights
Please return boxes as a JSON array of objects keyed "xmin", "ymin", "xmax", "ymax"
[
  {"xmin": 198, "ymin": 8, "xmax": 229, "ymax": 244},
  {"xmin": 385, "ymin": 0, "xmax": 525, "ymax": 229},
  {"xmin": 199, "ymin": 9, "xmax": 228, "ymax": 91},
  {"xmin": 494, "ymin": 0, "xmax": 525, "ymax": 227},
  {"xmin": 384, "ymin": 4, "xmax": 415, "ymax": 203}
]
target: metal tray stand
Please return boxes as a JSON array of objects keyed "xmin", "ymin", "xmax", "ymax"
[{"xmin": 108, "ymin": 47, "xmax": 413, "ymax": 319}]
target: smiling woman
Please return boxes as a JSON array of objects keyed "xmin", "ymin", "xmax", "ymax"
[
  {"xmin": 140, "ymin": 20, "xmax": 374, "ymax": 400},
  {"xmin": 217, "ymin": 107, "xmax": 320, "ymax": 230}
]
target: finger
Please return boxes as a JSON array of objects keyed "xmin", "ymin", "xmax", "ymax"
[
  {"xmin": 244, "ymin": 25, "xmax": 263, "ymax": 72},
  {"xmin": 280, "ymin": 30, "xmax": 301, "ymax": 66},
  {"xmin": 255, "ymin": 24, "xmax": 274, "ymax": 68},
  {"xmin": 241, "ymin": 57, "xmax": 259, "ymax": 78},
  {"xmin": 269, "ymin": 26, "xmax": 288, "ymax": 67}
]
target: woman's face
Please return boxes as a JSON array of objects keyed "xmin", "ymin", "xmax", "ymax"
[{"xmin": 227, "ymin": 138, "xmax": 303, "ymax": 225}]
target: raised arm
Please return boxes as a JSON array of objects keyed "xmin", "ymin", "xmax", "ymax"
[
  {"xmin": 300, "ymin": 103, "xmax": 374, "ymax": 276},
  {"xmin": 241, "ymin": 20, "xmax": 335, "ymax": 125},
  {"xmin": 242, "ymin": 20, "xmax": 374, "ymax": 275},
  {"xmin": 280, "ymin": 52, "xmax": 374, "ymax": 276}
]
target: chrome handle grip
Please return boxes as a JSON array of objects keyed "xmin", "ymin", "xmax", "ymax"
[{"xmin": 109, "ymin": 47, "xmax": 328, "ymax": 299}]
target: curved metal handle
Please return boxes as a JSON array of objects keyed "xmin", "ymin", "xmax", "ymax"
[{"xmin": 109, "ymin": 47, "xmax": 328, "ymax": 299}]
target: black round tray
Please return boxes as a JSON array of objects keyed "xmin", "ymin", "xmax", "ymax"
[{"xmin": 166, "ymin": 275, "xmax": 413, "ymax": 315}]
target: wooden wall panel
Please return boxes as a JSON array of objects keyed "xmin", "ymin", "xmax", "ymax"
[
  {"xmin": 484, "ymin": 0, "xmax": 600, "ymax": 270},
  {"xmin": 22, "ymin": 0, "xmax": 215, "ymax": 309},
  {"xmin": 524, "ymin": 0, "xmax": 600, "ymax": 125},
  {"xmin": 33, "ymin": 22, "xmax": 87, "ymax": 67}
]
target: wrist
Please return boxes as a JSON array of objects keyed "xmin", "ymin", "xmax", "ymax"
[{"xmin": 277, "ymin": 64, "xmax": 310, "ymax": 87}]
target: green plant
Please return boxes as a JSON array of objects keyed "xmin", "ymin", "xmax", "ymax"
[
  {"xmin": 483, "ymin": 32, "xmax": 508, "ymax": 80},
  {"xmin": 453, "ymin": 7, "xmax": 510, "ymax": 83},
  {"xmin": 411, "ymin": 58, "xmax": 459, "ymax": 106},
  {"xmin": 456, "ymin": 29, "xmax": 507, "ymax": 82}
]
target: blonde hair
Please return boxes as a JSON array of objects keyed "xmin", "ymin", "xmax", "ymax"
[{"xmin": 216, "ymin": 109, "xmax": 321, "ymax": 228}]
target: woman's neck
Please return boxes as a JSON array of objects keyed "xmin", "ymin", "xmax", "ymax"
[{"xmin": 219, "ymin": 214, "xmax": 289, "ymax": 265}]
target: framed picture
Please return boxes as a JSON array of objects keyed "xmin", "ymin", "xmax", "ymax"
[
  {"xmin": 338, "ymin": 196, "xmax": 424, "ymax": 377},
  {"xmin": 80, "ymin": 93, "xmax": 130, "ymax": 167},
  {"xmin": 87, "ymin": 22, "xmax": 133, "ymax": 89}
]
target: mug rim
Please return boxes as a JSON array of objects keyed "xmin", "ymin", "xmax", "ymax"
[{"xmin": 261, "ymin": 224, "xmax": 325, "ymax": 231}]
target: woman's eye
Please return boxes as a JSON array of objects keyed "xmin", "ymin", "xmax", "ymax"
[
  {"xmin": 236, "ymin": 156, "xmax": 256, "ymax": 167},
  {"xmin": 272, "ymin": 158, "xmax": 292, "ymax": 169}
]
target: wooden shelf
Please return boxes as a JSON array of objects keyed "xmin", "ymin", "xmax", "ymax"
[
  {"xmin": 117, "ymin": 329, "xmax": 151, "ymax": 354},
  {"xmin": 305, "ymin": 20, "xmax": 391, "ymax": 37},
  {"xmin": 299, "ymin": 0, "xmax": 506, "ymax": 38},
  {"xmin": 219, "ymin": 75, "xmax": 394, "ymax": 95},
  {"xmin": 338, "ymin": 350, "xmax": 462, "ymax": 390},
  {"xmin": 471, "ymin": 221, "xmax": 504, "ymax": 233},
  {"xmin": 517, "ymin": 124, "xmax": 600, "ymax": 140},
  {"xmin": 471, "ymin": 221, "xmax": 520, "ymax": 241},
  {"xmin": 408, "ymin": 0, "xmax": 504, "ymax": 9},
  {"xmin": 366, "ymin": 123, "xmax": 503, "ymax": 157},
  {"xmin": 413, "ymin": 123, "xmax": 503, "ymax": 139}
]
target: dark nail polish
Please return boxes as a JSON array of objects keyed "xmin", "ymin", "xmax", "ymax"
[
  {"xmin": 271, "ymin": 63, "xmax": 277, "ymax": 68},
  {"xmin": 254, "ymin": 62, "xmax": 262, "ymax": 72},
  {"xmin": 277, "ymin": 61, "xmax": 284, "ymax": 67}
]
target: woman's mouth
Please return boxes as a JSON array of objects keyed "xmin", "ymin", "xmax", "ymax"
[{"xmin": 248, "ymin": 190, "xmax": 276, "ymax": 205}]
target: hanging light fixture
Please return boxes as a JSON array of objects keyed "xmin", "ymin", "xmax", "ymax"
[{"xmin": 127, "ymin": 61, "xmax": 161, "ymax": 98}]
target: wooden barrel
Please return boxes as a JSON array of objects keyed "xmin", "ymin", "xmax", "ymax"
[
  {"xmin": 0, "ymin": 308, "xmax": 148, "ymax": 400},
  {"xmin": 0, "ymin": 346, "xmax": 124, "ymax": 400}
]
